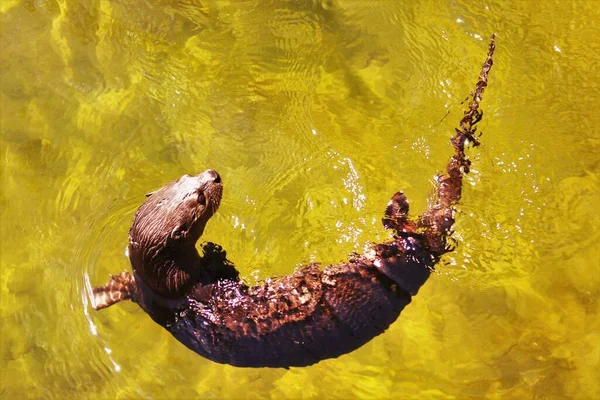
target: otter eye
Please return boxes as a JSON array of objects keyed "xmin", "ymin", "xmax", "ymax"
[{"xmin": 197, "ymin": 191, "xmax": 206, "ymax": 205}]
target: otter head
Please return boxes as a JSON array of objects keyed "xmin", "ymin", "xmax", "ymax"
[{"xmin": 128, "ymin": 169, "xmax": 223, "ymax": 296}]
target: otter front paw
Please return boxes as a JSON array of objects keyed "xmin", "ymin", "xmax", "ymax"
[{"xmin": 91, "ymin": 271, "xmax": 135, "ymax": 310}]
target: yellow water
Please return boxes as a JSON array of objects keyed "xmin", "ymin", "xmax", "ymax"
[{"xmin": 1, "ymin": 1, "xmax": 599, "ymax": 399}]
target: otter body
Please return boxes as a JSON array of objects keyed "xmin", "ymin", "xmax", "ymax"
[
  {"xmin": 136, "ymin": 234, "xmax": 434, "ymax": 368},
  {"xmin": 91, "ymin": 36, "xmax": 496, "ymax": 368}
]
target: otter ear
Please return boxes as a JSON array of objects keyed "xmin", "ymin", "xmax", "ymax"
[
  {"xmin": 165, "ymin": 224, "xmax": 187, "ymax": 247},
  {"xmin": 171, "ymin": 225, "xmax": 186, "ymax": 240}
]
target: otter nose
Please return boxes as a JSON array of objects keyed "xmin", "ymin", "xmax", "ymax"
[{"xmin": 204, "ymin": 169, "xmax": 221, "ymax": 184}]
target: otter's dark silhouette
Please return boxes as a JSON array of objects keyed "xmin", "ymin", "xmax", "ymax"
[{"xmin": 91, "ymin": 36, "xmax": 496, "ymax": 368}]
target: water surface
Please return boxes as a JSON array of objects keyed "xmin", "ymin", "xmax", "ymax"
[{"xmin": 1, "ymin": 1, "xmax": 599, "ymax": 399}]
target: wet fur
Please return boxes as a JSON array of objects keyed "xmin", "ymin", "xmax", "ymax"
[{"xmin": 91, "ymin": 36, "xmax": 496, "ymax": 367}]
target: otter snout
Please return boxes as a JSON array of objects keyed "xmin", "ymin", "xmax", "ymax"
[{"xmin": 199, "ymin": 169, "xmax": 221, "ymax": 184}]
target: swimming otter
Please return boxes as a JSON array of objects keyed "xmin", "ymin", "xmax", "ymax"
[{"xmin": 91, "ymin": 36, "xmax": 496, "ymax": 368}]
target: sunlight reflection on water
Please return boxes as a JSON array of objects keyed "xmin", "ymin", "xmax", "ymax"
[{"xmin": 1, "ymin": 0, "xmax": 599, "ymax": 399}]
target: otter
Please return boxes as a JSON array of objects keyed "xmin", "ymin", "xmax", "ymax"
[{"xmin": 90, "ymin": 36, "xmax": 496, "ymax": 368}]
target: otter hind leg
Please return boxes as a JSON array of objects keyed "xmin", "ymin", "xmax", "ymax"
[
  {"xmin": 91, "ymin": 271, "xmax": 136, "ymax": 310},
  {"xmin": 382, "ymin": 191, "xmax": 416, "ymax": 234}
]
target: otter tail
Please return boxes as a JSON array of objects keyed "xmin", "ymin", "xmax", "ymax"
[
  {"xmin": 91, "ymin": 271, "xmax": 136, "ymax": 310},
  {"xmin": 418, "ymin": 34, "xmax": 497, "ymax": 255}
]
